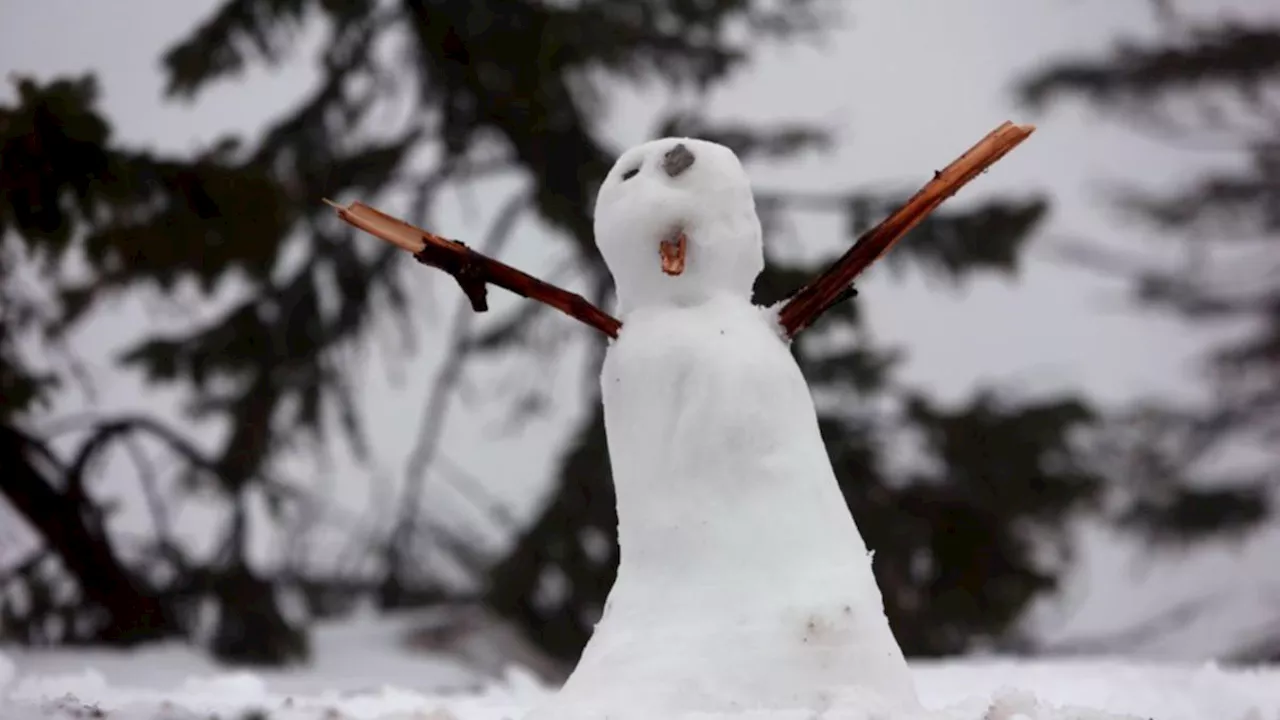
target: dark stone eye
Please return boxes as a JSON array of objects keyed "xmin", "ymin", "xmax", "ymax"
[
  {"xmin": 621, "ymin": 167, "xmax": 640, "ymax": 181},
  {"xmin": 662, "ymin": 143, "xmax": 695, "ymax": 177}
]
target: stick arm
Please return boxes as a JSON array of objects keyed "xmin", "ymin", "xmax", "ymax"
[
  {"xmin": 328, "ymin": 121, "xmax": 1034, "ymax": 343},
  {"xmin": 326, "ymin": 200, "xmax": 622, "ymax": 339},
  {"xmin": 775, "ymin": 121, "xmax": 1036, "ymax": 338}
]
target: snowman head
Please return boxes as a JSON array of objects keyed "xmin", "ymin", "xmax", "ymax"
[{"xmin": 594, "ymin": 138, "xmax": 764, "ymax": 314}]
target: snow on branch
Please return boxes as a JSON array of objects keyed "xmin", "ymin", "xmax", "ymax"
[{"xmin": 326, "ymin": 121, "xmax": 1033, "ymax": 341}]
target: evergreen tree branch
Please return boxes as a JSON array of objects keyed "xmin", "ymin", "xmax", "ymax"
[
  {"xmin": 325, "ymin": 199, "xmax": 623, "ymax": 338},
  {"xmin": 776, "ymin": 121, "xmax": 1036, "ymax": 338},
  {"xmin": 1019, "ymin": 23, "xmax": 1280, "ymax": 108}
]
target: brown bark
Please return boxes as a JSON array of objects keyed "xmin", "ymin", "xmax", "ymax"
[
  {"xmin": 776, "ymin": 121, "xmax": 1036, "ymax": 337},
  {"xmin": 660, "ymin": 230, "xmax": 688, "ymax": 276},
  {"xmin": 326, "ymin": 200, "xmax": 622, "ymax": 338},
  {"xmin": 329, "ymin": 121, "xmax": 1034, "ymax": 341}
]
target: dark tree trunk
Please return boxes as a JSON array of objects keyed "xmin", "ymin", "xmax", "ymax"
[
  {"xmin": 485, "ymin": 407, "xmax": 619, "ymax": 663},
  {"xmin": 209, "ymin": 561, "xmax": 309, "ymax": 666},
  {"xmin": 0, "ymin": 424, "xmax": 174, "ymax": 644}
]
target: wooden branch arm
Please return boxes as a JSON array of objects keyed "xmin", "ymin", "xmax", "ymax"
[
  {"xmin": 776, "ymin": 121, "xmax": 1036, "ymax": 338},
  {"xmin": 330, "ymin": 121, "xmax": 1032, "ymax": 343},
  {"xmin": 325, "ymin": 200, "xmax": 622, "ymax": 339}
]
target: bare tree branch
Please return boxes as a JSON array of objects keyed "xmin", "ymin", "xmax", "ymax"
[
  {"xmin": 0, "ymin": 423, "xmax": 174, "ymax": 643},
  {"xmin": 393, "ymin": 191, "xmax": 531, "ymax": 558},
  {"xmin": 325, "ymin": 199, "xmax": 622, "ymax": 338},
  {"xmin": 776, "ymin": 121, "xmax": 1037, "ymax": 337},
  {"xmin": 329, "ymin": 121, "xmax": 1034, "ymax": 341},
  {"xmin": 121, "ymin": 436, "xmax": 175, "ymax": 554},
  {"xmin": 1040, "ymin": 594, "xmax": 1217, "ymax": 656}
]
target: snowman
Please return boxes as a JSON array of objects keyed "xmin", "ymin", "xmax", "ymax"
[
  {"xmin": 331, "ymin": 126, "xmax": 1135, "ymax": 720},
  {"xmin": 521, "ymin": 138, "xmax": 921, "ymax": 719}
]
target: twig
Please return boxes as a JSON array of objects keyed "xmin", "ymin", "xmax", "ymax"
[
  {"xmin": 329, "ymin": 121, "xmax": 1034, "ymax": 341},
  {"xmin": 776, "ymin": 121, "xmax": 1036, "ymax": 337},
  {"xmin": 325, "ymin": 200, "xmax": 622, "ymax": 338}
]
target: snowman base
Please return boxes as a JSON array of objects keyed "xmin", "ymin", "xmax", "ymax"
[{"xmin": 525, "ymin": 688, "xmax": 1141, "ymax": 720}]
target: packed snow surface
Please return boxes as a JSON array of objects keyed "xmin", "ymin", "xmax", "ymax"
[{"xmin": 2, "ymin": 640, "xmax": 1277, "ymax": 720}]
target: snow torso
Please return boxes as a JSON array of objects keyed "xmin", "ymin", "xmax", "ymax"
[
  {"xmin": 587, "ymin": 298, "xmax": 916, "ymax": 712},
  {"xmin": 601, "ymin": 300, "xmax": 870, "ymax": 603},
  {"xmin": 522, "ymin": 138, "xmax": 919, "ymax": 719}
]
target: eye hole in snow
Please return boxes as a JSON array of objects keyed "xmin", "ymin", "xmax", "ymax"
[{"xmin": 621, "ymin": 166, "xmax": 640, "ymax": 181}]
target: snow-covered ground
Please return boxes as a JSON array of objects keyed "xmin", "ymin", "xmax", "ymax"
[{"xmin": 1, "ymin": 614, "xmax": 1277, "ymax": 720}]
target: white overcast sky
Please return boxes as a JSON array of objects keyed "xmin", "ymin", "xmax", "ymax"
[{"xmin": 2, "ymin": 0, "xmax": 1279, "ymax": 659}]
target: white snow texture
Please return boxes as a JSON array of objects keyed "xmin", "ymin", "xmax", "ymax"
[{"xmin": 2, "ymin": 643, "xmax": 1279, "ymax": 720}]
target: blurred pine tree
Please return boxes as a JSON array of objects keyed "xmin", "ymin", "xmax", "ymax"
[
  {"xmin": 1018, "ymin": 4, "xmax": 1279, "ymax": 660},
  {"xmin": 3, "ymin": 0, "xmax": 1264, "ymax": 666}
]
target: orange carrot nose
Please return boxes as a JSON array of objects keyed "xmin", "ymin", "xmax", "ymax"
[{"xmin": 660, "ymin": 230, "xmax": 687, "ymax": 276}]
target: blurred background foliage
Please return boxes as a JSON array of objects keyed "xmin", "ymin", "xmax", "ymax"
[{"xmin": 1, "ymin": 0, "xmax": 1276, "ymax": 670}]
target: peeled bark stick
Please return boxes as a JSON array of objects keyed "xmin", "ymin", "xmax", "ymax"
[
  {"xmin": 660, "ymin": 230, "xmax": 688, "ymax": 276},
  {"xmin": 329, "ymin": 121, "xmax": 1032, "ymax": 342},
  {"xmin": 776, "ymin": 121, "xmax": 1036, "ymax": 338},
  {"xmin": 325, "ymin": 199, "xmax": 622, "ymax": 339}
]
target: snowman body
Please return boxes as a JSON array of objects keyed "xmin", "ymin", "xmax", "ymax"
[{"xmin": 522, "ymin": 138, "xmax": 919, "ymax": 719}]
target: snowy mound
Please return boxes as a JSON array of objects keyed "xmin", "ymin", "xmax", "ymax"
[{"xmin": 2, "ymin": 649, "xmax": 1277, "ymax": 720}]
